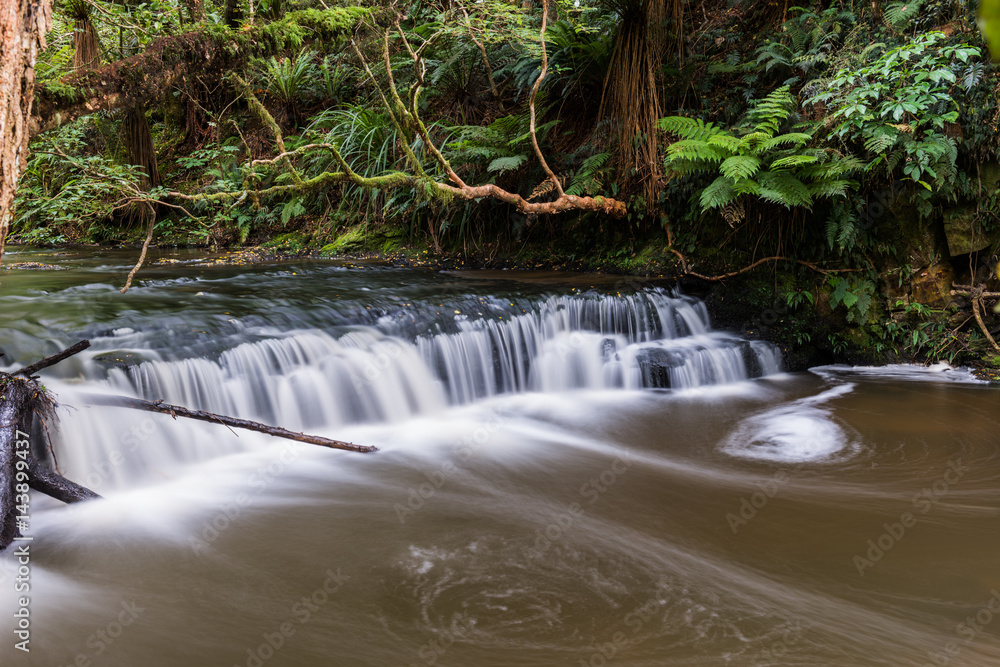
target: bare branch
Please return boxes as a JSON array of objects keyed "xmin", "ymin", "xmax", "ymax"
[
  {"xmin": 528, "ymin": 0, "xmax": 564, "ymax": 198},
  {"xmin": 460, "ymin": 5, "xmax": 503, "ymax": 111},
  {"xmin": 120, "ymin": 203, "xmax": 156, "ymax": 293}
]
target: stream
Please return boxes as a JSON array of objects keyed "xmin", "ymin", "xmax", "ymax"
[{"xmin": 1, "ymin": 247, "xmax": 999, "ymax": 667}]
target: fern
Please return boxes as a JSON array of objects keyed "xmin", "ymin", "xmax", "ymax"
[
  {"xmin": 488, "ymin": 154, "xmax": 528, "ymax": 174},
  {"xmin": 663, "ymin": 85, "xmax": 859, "ymax": 219},
  {"xmin": 720, "ymin": 155, "xmax": 762, "ymax": 180},
  {"xmin": 884, "ymin": 0, "xmax": 924, "ymax": 31},
  {"xmin": 770, "ymin": 155, "xmax": 818, "ymax": 170},
  {"xmin": 657, "ymin": 117, "xmax": 725, "ymax": 142},
  {"xmin": 565, "ymin": 152, "xmax": 609, "ymax": 196},
  {"xmin": 699, "ymin": 177, "xmax": 738, "ymax": 210}
]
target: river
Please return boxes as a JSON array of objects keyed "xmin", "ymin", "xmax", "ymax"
[{"xmin": 1, "ymin": 247, "xmax": 998, "ymax": 667}]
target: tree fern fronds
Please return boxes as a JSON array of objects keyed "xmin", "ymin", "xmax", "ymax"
[
  {"xmin": 720, "ymin": 155, "xmax": 762, "ymax": 180},
  {"xmin": 707, "ymin": 134, "xmax": 742, "ymax": 153},
  {"xmin": 761, "ymin": 133, "xmax": 813, "ymax": 151},
  {"xmin": 665, "ymin": 139, "xmax": 728, "ymax": 164},
  {"xmin": 699, "ymin": 177, "xmax": 738, "ymax": 210},
  {"xmin": 658, "ymin": 116, "xmax": 725, "ymax": 142},
  {"xmin": 770, "ymin": 154, "xmax": 819, "ymax": 170},
  {"xmin": 488, "ymin": 155, "xmax": 528, "ymax": 174},
  {"xmin": 808, "ymin": 179, "xmax": 856, "ymax": 199}
]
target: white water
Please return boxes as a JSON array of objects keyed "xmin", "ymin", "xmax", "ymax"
[{"xmin": 52, "ymin": 289, "xmax": 782, "ymax": 491}]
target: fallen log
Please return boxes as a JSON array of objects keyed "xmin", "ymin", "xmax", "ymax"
[
  {"xmin": 1, "ymin": 339, "xmax": 376, "ymax": 551},
  {"xmin": 82, "ymin": 395, "xmax": 378, "ymax": 454},
  {"xmin": 14, "ymin": 339, "xmax": 90, "ymax": 377},
  {"xmin": 1, "ymin": 371, "xmax": 102, "ymax": 551}
]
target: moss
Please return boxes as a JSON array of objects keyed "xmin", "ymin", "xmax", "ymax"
[
  {"xmin": 263, "ymin": 232, "xmax": 309, "ymax": 252},
  {"xmin": 318, "ymin": 226, "xmax": 366, "ymax": 256},
  {"xmin": 254, "ymin": 7, "xmax": 372, "ymax": 52}
]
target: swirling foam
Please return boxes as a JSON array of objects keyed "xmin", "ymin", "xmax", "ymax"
[{"xmin": 720, "ymin": 384, "xmax": 858, "ymax": 463}]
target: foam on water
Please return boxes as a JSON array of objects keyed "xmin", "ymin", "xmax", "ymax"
[{"xmin": 720, "ymin": 384, "xmax": 859, "ymax": 463}]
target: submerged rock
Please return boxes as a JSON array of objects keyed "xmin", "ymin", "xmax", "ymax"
[{"xmin": 92, "ymin": 350, "xmax": 150, "ymax": 370}]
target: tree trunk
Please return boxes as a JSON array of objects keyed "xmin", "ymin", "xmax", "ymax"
[
  {"xmin": 0, "ymin": 0, "xmax": 50, "ymax": 263},
  {"xmin": 72, "ymin": 12, "xmax": 101, "ymax": 69},
  {"xmin": 0, "ymin": 373, "xmax": 101, "ymax": 552},
  {"xmin": 224, "ymin": 0, "xmax": 242, "ymax": 28}
]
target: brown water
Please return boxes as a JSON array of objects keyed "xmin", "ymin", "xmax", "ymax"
[{"xmin": 1, "ymin": 248, "xmax": 998, "ymax": 667}]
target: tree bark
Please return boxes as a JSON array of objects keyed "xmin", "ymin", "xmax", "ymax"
[
  {"xmin": 82, "ymin": 395, "xmax": 379, "ymax": 453},
  {"xmin": 1, "ymin": 373, "xmax": 102, "ymax": 552},
  {"xmin": 0, "ymin": 0, "xmax": 51, "ymax": 263}
]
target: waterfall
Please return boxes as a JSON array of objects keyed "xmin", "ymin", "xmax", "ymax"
[
  {"xmin": 96, "ymin": 289, "xmax": 781, "ymax": 423},
  {"xmin": 48, "ymin": 289, "xmax": 781, "ymax": 489}
]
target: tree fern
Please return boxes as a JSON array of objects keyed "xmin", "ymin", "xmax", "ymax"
[
  {"xmin": 720, "ymin": 155, "xmax": 761, "ymax": 180},
  {"xmin": 884, "ymin": 0, "xmax": 924, "ymax": 31},
  {"xmin": 662, "ymin": 85, "xmax": 859, "ymax": 218},
  {"xmin": 565, "ymin": 152, "xmax": 610, "ymax": 197},
  {"xmin": 658, "ymin": 117, "xmax": 725, "ymax": 142},
  {"xmin": 488, "ymin": 154, "xmax": 528, "ymax": 174}
]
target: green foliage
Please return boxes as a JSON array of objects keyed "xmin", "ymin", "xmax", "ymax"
[
  {"xmin": 808, "ymin": 32, "xmax": 978, "ymax": 196},
  {"xmin": 565, "ymin": 152, "xmax": 610, "ymax": 196},
  {"xmin": 827, "ymin": 276, "xmax": 875, "ymax": 324},
  {"xmin": 13, "ymin": 120, "xmax": 152, "ymax": 238},
  {"xmin": 982, "ymin": 0, "xmax": 1000, "ymax": 58},
  {"xmin": 254, "ymin": 7, "xmax": 371, "ymax": 53},
  {"xmin": 755, "ymin": 7, "xmax": 855, "ymax": 79},
  {"xmin": 661, "ymin": 86, "xmax": 860, "ymax": 217}
]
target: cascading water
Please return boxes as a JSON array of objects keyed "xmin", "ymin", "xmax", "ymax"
[
  {"xmin": 102, "ymin": 289, "xmax": 781, "ymax": 421},
  {"xmin": 49, "ymin": 289, "xmax": 782, "ymax": 490},
  {"xmin": 8, "ymin": 251, "xmax": 997, "ymax": 667}
]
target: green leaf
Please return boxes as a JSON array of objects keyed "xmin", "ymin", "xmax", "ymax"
[
  {"xmin": 719, "ymin": 155, "xmax": 762, "ymax": 180},
  {"xmin": 487, "ymin": 154, "xmax": 528, "ymax": 174}
]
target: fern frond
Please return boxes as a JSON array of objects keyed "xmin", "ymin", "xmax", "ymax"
[
  {"xmin": 756, "ymin": 170, "xmax": 813, "ymax": 208},
  {"xmin": 665, "ymin": 140, "xmax": 728, "ymax": 165},
  {"xmin": 863, "ymin": 130, "xmax": 899, "ymax": 154},
  {"xmin": 658, "ymin": 116, "xmax": 725, "ymax": 142},
  {"xmin": 761, "ymin": 133, "xmax": 813, "ymax": 151},
  {"xmin": 770, "ymin": 155, "xmax": 818, "ymax": 170},
  {"xmin": 720, "ymin": 155, "xmax": 762, "ymax": 180},
  {"xmin": 699, "ymin": 177, "xmax": 739, "ymax": 210},
  {"xmin": 884, "ymin": 0, "xmax": 924, "ymax": 30},
  {"xmin": 706, "ymin": 134, "xmax": 742, "ymax": 153},
  {"xmin": 488, "ymin": 154, "xmax": 528, "ymax": 174},
  {"xmin": 808, "ymin": 179, "xmax": 855, "ymax": 199},
  {"xmin": 748, "ymin": 85, "xmax": 794, "ymax": 135}
]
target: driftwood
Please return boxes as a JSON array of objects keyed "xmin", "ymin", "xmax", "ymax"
[
  {"xmin": 83, "ymin": 395, "xmax": 378, "ymax": 453},
  {"xmin": 0, "ymin": 371, "xmax": 100, "ymax": 551},
  {"xmin": 14, "ymin": 339, "xmax": 91, "ymax": 377},
  {"xmin": 1, "ymin": 340, "xmax": 376, "ymax": 551}
]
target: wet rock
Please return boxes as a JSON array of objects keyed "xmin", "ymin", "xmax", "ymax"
[
  {"xmin": 92, "ymin": 350, "xmax": 150, "ymax": 370},
  {"xmin": 943, "ymin": 207, "xmax": 989, "ymax": 257},
  {"xmin": 909, "ymin": 261, "xmax": 954, "ymax": 309},
  {"xmin": 635, "ymin": 347, "xmax": 684, "ymax": 388}
]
